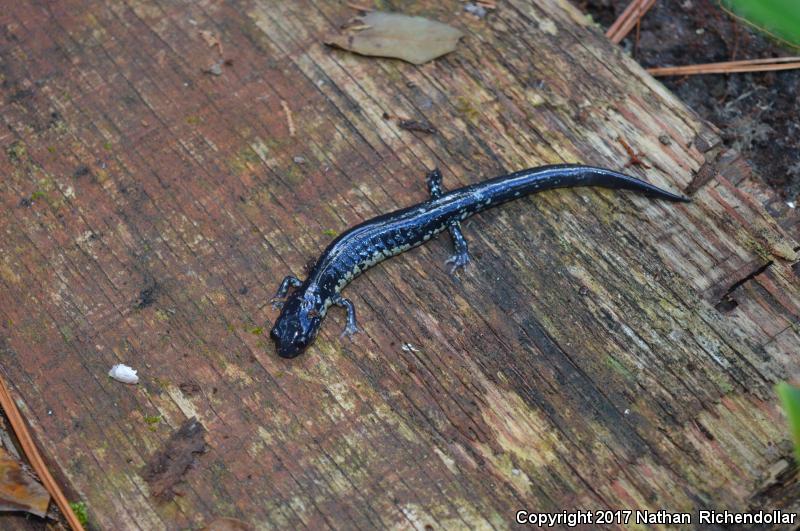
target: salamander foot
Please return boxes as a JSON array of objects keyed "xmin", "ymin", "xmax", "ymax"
[
  {"xmin": 340, "ymin": 321, "xmax": 360, "ymax": 339},
  {"xmin": 445, "ymin": 221, "xmax": 471, "ymax": 274},
  {"xmin": 333, "ymin": 294, "xmax": 360, "ymax": 338},
  {"xmin": 271, "ymin": 275, "xmax": 302, "ymax": 308},
  {"xmin": 445, "ymin": 251, "xmax": 471, "ymax": 274}
]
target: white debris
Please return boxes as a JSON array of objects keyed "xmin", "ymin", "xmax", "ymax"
[
  {"xmin": 108, "ymin": 364, "xmax": 139, "ymax": 384},
  {"xmin": 401, "ymin": 343, "xmax": 419, "ymax": 352},
  {"xmin": 787, "ymin": 201, "xmax": 796, "ymax": 209},
  {"xmin": 464, "ymin": 3, "xmax": 487, "ymax": 17}
]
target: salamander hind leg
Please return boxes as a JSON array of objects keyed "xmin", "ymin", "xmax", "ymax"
[
  {"xmin": 271, "ymin": 275, "xmax": 302, "ymax": 308},
  {"xmin": 332, "ymin": 294, "xmax": 359, "ymax": 338},
  {"xmin": 445, "ymin": 224, "xmax": 471, "ymax": 274}
]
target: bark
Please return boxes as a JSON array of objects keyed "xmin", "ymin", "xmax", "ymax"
[{"xmin": 0, "ymin": 0, "xmax": 798, "ymax": 528}]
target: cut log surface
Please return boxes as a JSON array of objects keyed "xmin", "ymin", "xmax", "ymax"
[{"xmin": 1, "ymin": 0, "xmax": 799, "ymax": 529}]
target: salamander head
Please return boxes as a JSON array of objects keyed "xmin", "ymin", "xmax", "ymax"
[{"xmin": 270, "ymin": 290, "xmax": 323, "ymax": 358}]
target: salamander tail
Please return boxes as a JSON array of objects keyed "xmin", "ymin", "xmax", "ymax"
[{"xmin": 568, "ymin": 165, "xmax": 691, "ymax": 203}]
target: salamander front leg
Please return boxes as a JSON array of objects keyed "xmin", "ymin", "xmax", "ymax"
[
  {"xmin": 271, "ymin": 275, "xmax": 302, "ymax": 308},
  {"xmin": 426, "ymin": 168, "xmax": 444, "ymax": 198},
  {"xmin": 332, "ymin": 294, "xmax": 359, "ymax": 338},
  {"xmin": 425, "ymin": 168, "xmax": 472, "ymax": 273}
]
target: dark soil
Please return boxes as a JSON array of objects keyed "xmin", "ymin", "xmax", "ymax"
[{"xmin": 574, "ymin": 0, "xmax": 800, "ymax": 202}]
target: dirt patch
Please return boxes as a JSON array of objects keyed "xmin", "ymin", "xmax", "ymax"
[
  {"xmin": 142, "ymin": 417, "xmax": 207, "ymax": 501},
  {"xmin": 575, "ymin": 0, "xmax": 800, "ymax": 201}
]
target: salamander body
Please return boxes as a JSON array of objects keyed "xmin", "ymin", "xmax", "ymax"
[{"xmin": 269, "ymin": 164, "xmax": 688, "ymax": 358}]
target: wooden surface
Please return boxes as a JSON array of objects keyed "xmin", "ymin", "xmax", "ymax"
[{"xmin": 1, "ymin": 0, "xmax": 799, "ymax": 528}]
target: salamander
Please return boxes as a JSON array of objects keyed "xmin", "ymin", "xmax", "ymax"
[{"xmin": 269, "ymin": 164, "xmax": 689, "ymax": 358}]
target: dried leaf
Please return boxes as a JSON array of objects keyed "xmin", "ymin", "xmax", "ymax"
[
  {"xmin": 0, "ymin": 446, "xmax": 50, "ymax": 517},
  {"xmin": 325, "ymin": 12, "xmax": 463, "ymax": 65}
]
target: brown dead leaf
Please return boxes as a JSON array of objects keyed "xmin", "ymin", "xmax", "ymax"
[
  {"xmin": 0, "ymin": 445, "xmax": 50, "ymax": 517},
  {"xmin": 325, "ymin": 12, "xmax": 463, "ymax": 65},
  {"xmin": 142, "ymin": 417, "xmax": 207, "ymax": 501}
]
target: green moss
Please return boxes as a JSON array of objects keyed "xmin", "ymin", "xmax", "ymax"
[
  {"xmin": 285, "ymin": 161, "xmax": 305, "ymax": 184},
  {"xmin": 249, "ymin": 326, "xmax": 263, "ymax": 335},
  {"xmin": 143, "ymin": 414, "xmax": 161, "ymax": 425},
  {"xmin": 69, "ymin": 501, "xmax": 88, "ymax": 527},
  {"xmin": 240, "ymin": 147, "xmax": 261, "ymax": 165},
  {"xmin": 6, "ymin": 141, "xmax": 27, "ymax": 164},
  {"xmin": 717, "ymin": 378, "xmax": 735, "ymax": 395},
  {"xmin": 323, "ymin": 229, "xmax": 338, "ymax": 237},
  {"xmin": 605, "ymin": 355, "xmax": 633, "ymax": 379},
  {"xmin": 186, "ymin": 115, "xmax": 201, "ymax": 125},
  {"xmin": 455, "ymin": 96, "xmax": 480, "ymax": 123},
  {"xmin": 102, "ymin": 141, "xmax": 112, "ymax": 150},
  {"xmin": 30, "ymin": 190, "xmax": 46, "ymax": 201},
  {"xmin": 47, "ymin": 146, "xmax": 56, "ymax": 153},
  {"xmin": 152, "ymin": 377, "xmax": 171, "ymax": 389},
  {"xmin": 59, "ymin": 325, "xmax": 74, "ymax": 343}
]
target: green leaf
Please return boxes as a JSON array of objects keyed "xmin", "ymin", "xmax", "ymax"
[
  {"xmin": 776, "ymin": 382, "xmax": 800, "ymax": 460},
  {"xmin": 69, "ymin": 501, "xmax": 89, "ymax": 527},
  {"xmin": 722, "ymin": 0, "xmax": 800, "ymax": 47}
]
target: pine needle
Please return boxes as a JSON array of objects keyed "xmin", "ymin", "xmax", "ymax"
[
  {"xmin": 648, "ymin": 56, "xmax": 800, "ymax": 76},
  {"xmin": 606, "ymin": 0, "xmax": 656, "ymax": 44}
]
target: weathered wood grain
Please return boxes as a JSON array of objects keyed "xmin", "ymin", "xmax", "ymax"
[{"xmin": 1, "ymin": 0, "xmax": 799, "ymax": 528}]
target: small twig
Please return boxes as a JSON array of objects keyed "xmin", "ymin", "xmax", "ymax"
[
  {"xmin": 346, "ymin": 1, "xmax": 373, "ymax": 12},
  {"xmin": 606, "ymin": 0, "xmax": 656, "ymax": 44},
  {"xmin": 618, "ymin": 136, "xmax": 651, "ymax": 169},
  {"xmin": 476, "ymin": 0, "xmax": 497, "ymax": 9},
  {"xmin": 346, "ymin": 24, "xmax": 372, "ymax": 32},
  {"xmin": 648, "ymin": 57, "xmax": 800, "ymax": 77},
  {"xmin": 280, "ymin": 100, "xmax": 296, "ymax": 137}
]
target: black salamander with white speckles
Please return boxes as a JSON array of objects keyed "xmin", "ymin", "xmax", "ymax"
[{"xmin": 269, "ymin": 164, "xmax": 689, "ymax": 358}]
